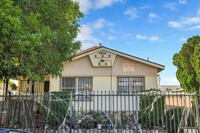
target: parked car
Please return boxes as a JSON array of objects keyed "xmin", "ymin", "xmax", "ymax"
[{"xmin": 0, "ymin": 128, "xmax": 31, "ymax": 133}]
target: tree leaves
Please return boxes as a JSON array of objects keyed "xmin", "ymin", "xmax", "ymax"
[
  {"xmin": 0, "ymin": 0, "xmax": 83, "ymax": 81},
  {"xmin": 173, "ymin": 35, "xmax": 200, "ymax": 93}
]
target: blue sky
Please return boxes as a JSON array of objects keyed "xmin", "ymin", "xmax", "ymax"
[{"xmin": 74, "ymin": 0, "xmax": 200, "ymax": 85}]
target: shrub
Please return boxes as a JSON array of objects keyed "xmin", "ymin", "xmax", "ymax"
[
  {"xmin": 79, "ymin": 110, "xmax": 113, "ymax": 129},
  {"xmin": 164, "ymin": 107, "xmax": 196, "ymax": 133},
  {"xmin": 79, "ymin": 117, "xmax": 96, "ymax": 129},
  {"xmin": 42, "ymin": 91, "xmax": 72, "ymax": 125},
  {"xmin": 139, "ymin": 91, "xmax": 165, "ymax": 129}
]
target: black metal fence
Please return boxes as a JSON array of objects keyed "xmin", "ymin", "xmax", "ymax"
[{"xmin": 0, "ymin": 91, "xmax": 199, "ymax": 133}]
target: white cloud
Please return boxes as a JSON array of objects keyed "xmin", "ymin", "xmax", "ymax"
[
  {"xmin": 190, "ymin": 25, "xmax": 200, "ymax": 29},
  {"xmin": 124, "ymin": 7, "xmax": 138, "ymax": 20},
  {"xmin": 163, "ymin": 2, "xmax": 177, "ymax": 11},
  {"xmin": 107, "ymin": 35, "xmax": 117, "ymax": 41},
  {"xmin": 93, "ymin": 18, "xmax": 106, "ymax": 29},
  {"xmin": 168, "ymin": 21, "xmax": 182, "ymax": 27},
  {"xmin": 92, "ymin": 18, "xmax": 114, "ymax": 29},
  {"xmin": 148, "ymin": 12, "xmax": 160, "ymax": 23},
  {"xmin": 168, "ymin": 9, "xmax": 200, "ymax": 30},
  {"xmin": 108, "ymin": 28, "xmax": 117, "ymax": 34},
  {"xmin": 136, "ymin": 34, "xmax": 147, "ymax": 40},
  {"xmin": 76, "ymin": 24, "xmax": 100, "ymax": 49},
  {"xmin": 181, "ymin": 17, "xmax": 200, "ymax": 25},
  {"xmin": 178, "ymin": 0, "xmax": 187, "ymax": 4},
  {"xmin": 198, "ymin": 8, "xmax": 200, "ymax": 16},
  {"xmin": 73, "ymin": 0, "xmax": 92, "ymax": 14},
  {"xmin": 148, "ymin": 13, "xmax": 158, "ymax": 18},
  {"xmin": 121, "ymin": 33, "xmax": 134, "ymax": 38},
  {"xmin": 179, "ymin": 37, "xmax": 187, "ymax": 42},
  {"xmin": 74, "ymin": 0, "xmax": 123, "ymax": 14},
  {"xmin": 76, "ymin": 18, "xmax": 115, "ymax": 49},
  {"xmin": 95, "ymin": 0, "xmax": 123, "ymax": 9},
  {"xmin": 136, "ymin": 34, "xmax": 159, "ymax": 41},
  {"xmin": 149, "ymin": 36, "xmax": 159, "ymax": 41},
  {"xmin": 168, "ymin": 16, "xmax": 200, "ymax": 29},
  {"xmin": 139, "ymin": 4, "xmax": 151, "ymax": 9}
]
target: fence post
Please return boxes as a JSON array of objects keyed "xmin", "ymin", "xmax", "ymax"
[
  {"xmin": 5, "ymin": 92, "xmax": 11, "ymax": 127},
  {"xmin": 195, "ymin": 91, "xmax": 200, "ymax": 132},
  {"xmin": 69, "ymin": 91, "xmax": 73, "ymax": 133}
]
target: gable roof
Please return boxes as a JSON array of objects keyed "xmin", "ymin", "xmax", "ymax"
[
  {"xmin": 75, "ymin": 46, "xmax": 99, "ymax": 56},
  {"xmin": 74, "ymin": 46, "xmax": 165, "ymax": 72}
]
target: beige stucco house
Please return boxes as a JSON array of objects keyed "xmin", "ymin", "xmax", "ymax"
[
  {"xmin": 49, "ymin": 46, "xmax": 164, "ymax": 94},
  {"xmin": 18, "ymin": 46, "xmax": 165, "ymax": 111}
]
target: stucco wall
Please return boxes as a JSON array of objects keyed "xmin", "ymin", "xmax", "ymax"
[
  {"xmin": 50, "ymin": 55, "xmax": 160, "ymax": 91},
  {"xmin": 145, "ymin": 75, "xmax": 159, "ymax": 89},
  {"xmin": 61, "ymin": 55, "xmax": 157, "ymax": 76},
  {"xmin": 50, "ymin": 76, "xmax": 60, "ymax": 91}
]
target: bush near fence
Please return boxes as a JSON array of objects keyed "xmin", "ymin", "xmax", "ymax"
[
  {"xmin": 139, "ymin": 90, "xmax": 165, "ymax": 129},
  {"xmin": 164, "ymin": 107, "xmax": 196, "ymax": 133},
  {"xmin": 41, "ymin": 91, "xmax": 71, "ymax": 126}
]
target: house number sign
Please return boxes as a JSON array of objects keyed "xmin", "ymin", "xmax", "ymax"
[{"xmin": 98, "ymin": 51, "xmax": 106, "ymax": 55}]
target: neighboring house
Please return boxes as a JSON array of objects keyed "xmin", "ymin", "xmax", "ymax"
[
  {"xmin": 49, "ymin": 46, "xmax": 165, "ymax": 94},
  {"xmin": 165, "ymin": 92, "xmax": 192, "ymax": 110},
  {"xmin": 159, "ymin": 85, "xmax": 182, "ymax": 91},
  {"xmin": 160, "ymin": 85, "xmax": 192, "ymax": 110},
  {"xmin": 18, "ymin": 76, "xmax": 50, "ymax": 94}
]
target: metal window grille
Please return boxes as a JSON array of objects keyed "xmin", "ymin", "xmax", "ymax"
[
  {"xmin": 61, "ymin": 77, "xmax": 93, "ymax": 100},
  {"xmin": 118, "ymin": 77, "xmax": 145, "ymax": 94},
  {"xmin": 61, "ymin": 77, "xmax": 76, "ymax": 90}
]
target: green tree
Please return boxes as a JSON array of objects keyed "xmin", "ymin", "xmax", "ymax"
[
  {"xmin": 0, "ymin": 0, "xmax": 82, "ymax": 93},
  {"xmin": 191, "ymin": 42, "xmax": 200, "ymax": 83},
  {"xmin": 173, "ymin": 36, "xmax": 200, "ymax": 93},
  {"xmin": 0, "ymin": 0, "xmax": 25, "ymax": 93}
]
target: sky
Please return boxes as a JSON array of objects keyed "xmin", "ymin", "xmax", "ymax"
[{"xmin": 74, "ymin": 0, "xmax": 200, "ymax": 85}]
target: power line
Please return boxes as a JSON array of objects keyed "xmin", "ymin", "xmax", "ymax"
[{"xmin": 145, "ymin": 0, "xmax": 192, "ymax": 57}]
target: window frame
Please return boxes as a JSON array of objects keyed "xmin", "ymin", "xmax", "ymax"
[
  {"xmin": 61, "ymin": 77, "xmax": 93, "ymax": 100},
  {"xmin": 117, "ymin": 77, "xmax": 145, "ymax": 94}
]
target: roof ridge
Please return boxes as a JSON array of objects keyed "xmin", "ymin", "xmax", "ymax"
[{"xmin": 75, "ymin": 46, "xmax": 99, "ymax": 56}]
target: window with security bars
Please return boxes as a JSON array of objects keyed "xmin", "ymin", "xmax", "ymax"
[
  {"xmin": 117, "ymin": 77, "xmax": 145, "ymax": 94},
  {"xmin": 61, "ymin": 77, "xmax": 93, "ymax": 100}
]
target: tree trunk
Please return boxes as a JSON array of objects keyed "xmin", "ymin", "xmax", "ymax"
[
  {"xmin": 5, "ymin": 78, "xmax": 9, "ymax": 101},
  {"xmin": 5, "ymin": 78, "xmax": 9, "ymax": 96}
]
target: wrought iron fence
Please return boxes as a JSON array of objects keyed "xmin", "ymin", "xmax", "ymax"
[{"xmin": 0, "ymin": 91, "xmax": 199, "ymax": 133}]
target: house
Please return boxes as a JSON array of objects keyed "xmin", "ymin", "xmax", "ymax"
[
  {"xmin": 49, "ymin": 46, "xmax": 164, "ymax": 94},
  {"xmin": 159, "ymin": 85, "xmax": 182, "ymax": 91},
  {"xmin": 18, "ymin": 46, "xmax": 164, "ymax": 112},
  {"xmin": 159, "ymin": 85, "xmax": 192, "ymax": 110},
  {"xmin": 165, "ymin": 92, "xmax": 192, "ymax": 110}
]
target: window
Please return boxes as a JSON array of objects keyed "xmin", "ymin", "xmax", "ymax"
[
  {"xmin": 61, "ymin": 77, "xmax": 93, "ymax": 100},
  {"xmin": 117, "ymin": 77, "xmax": 145, "ymax": 94},
  {"xmin": 62, "ymin": 77, "xmax": 76, "ymax": 90}
]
